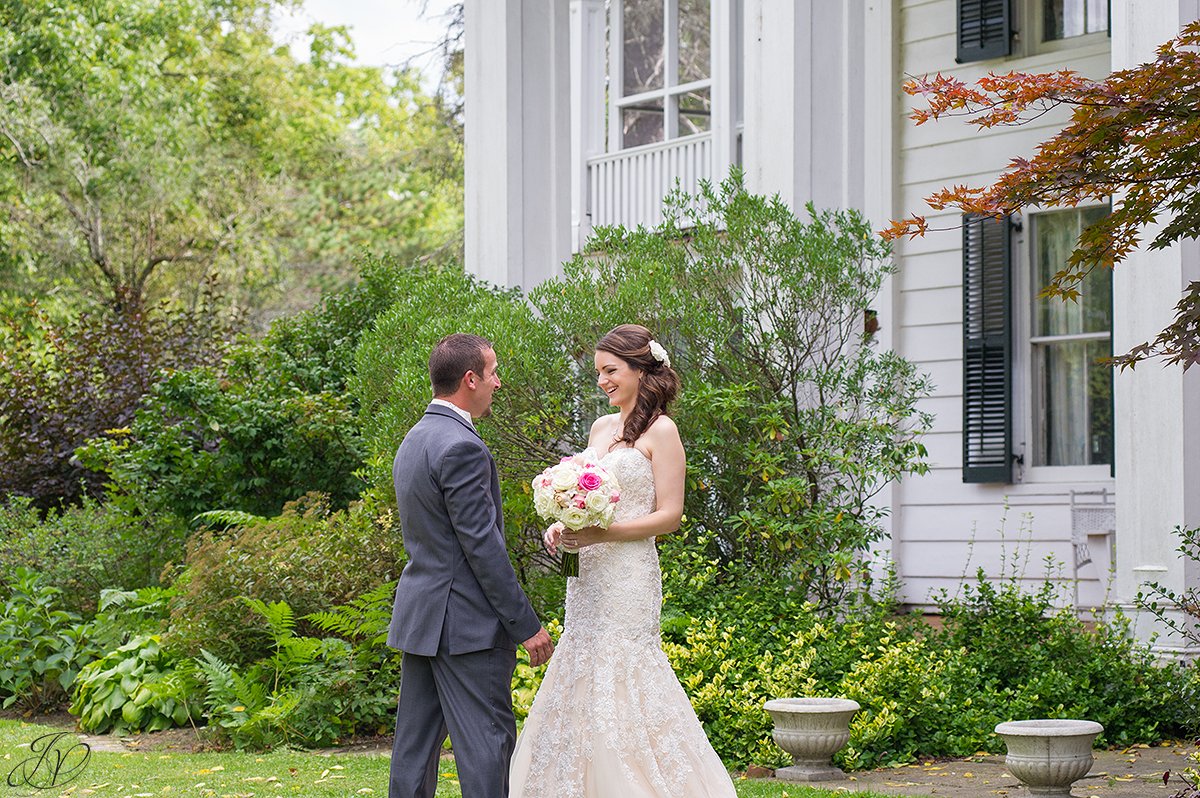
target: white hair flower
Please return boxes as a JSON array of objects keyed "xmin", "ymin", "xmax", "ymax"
[{"xmin": 647, "ymin": 339, "xmax": 671, "ymax": 368}]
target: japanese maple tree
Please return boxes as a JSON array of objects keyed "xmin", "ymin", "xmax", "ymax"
[{"xmin": 884, "ymin": 20, "xmax": 1200, "ymax": 369}]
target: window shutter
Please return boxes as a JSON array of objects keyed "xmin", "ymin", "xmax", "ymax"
[
  {"xmin": 956, "ymin": 0, "xmax": 1011, "ymax": 63},
  {"xmin": 962, "ymin": 213, "xmax": 1013, "ymax": 483}
]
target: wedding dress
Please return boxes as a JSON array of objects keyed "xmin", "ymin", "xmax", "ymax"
[{"xmin": 509, "ymin": 446, "xmax": 738, "ymax": 798}]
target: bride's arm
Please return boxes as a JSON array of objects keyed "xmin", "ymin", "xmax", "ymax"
[{"xmin": 567, "ymin": 417, "xmax": 685, "ymax": 547}]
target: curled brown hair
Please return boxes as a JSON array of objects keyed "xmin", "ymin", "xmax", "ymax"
[{"xmin": 596, "ymin": 324, "xmax": 680, "ymax": 445}]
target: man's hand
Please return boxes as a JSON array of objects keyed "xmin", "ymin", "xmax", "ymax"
[{"xmin": 522, "ymin": 626, "xmax": 554, "ymax": 667}]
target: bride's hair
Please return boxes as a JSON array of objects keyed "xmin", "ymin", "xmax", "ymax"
[{"xmin": 596, "ymin": 324, "xmax": 679, "ymax": 446}]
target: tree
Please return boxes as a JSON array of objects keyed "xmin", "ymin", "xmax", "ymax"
[
  {"xmin": 0, "ymin": 0, "xmax": 462, "ymax": 319},
  {"xmin": 883, "ymin": 20, "xmax": 1200, "ymax": 369}
]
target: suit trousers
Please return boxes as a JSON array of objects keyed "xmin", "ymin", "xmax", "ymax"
[{"xmin": 389, "ymin": 646, "xmax": 519, "ymax": 798}]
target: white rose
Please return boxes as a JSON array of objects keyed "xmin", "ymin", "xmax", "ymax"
[
  {"xmin": 584, "ymin": 490, "xmax": 610, "ymax": 513},
  {"xmin": 534, "ymin": 492, "xmax": 555, "ymax": 517},
  {"xmin": 561, "ymin": 506, "xmax": 589, "ymax": 530},
  {"xmin": 550, "ymin": 464, "xmax": 579, "ymax": 492}
]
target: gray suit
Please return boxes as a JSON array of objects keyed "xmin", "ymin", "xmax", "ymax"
[{"xmin": 388, "ymin": 403, "xmax": 540, "ymax": 798}]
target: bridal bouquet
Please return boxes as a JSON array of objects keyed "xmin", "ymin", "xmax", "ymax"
[{"xmin": 531, "ymin": 452, "xmax": 620, "ymax": 577}]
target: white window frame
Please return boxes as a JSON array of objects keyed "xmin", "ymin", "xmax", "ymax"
[
  {"xmin": 1011, "ymin": 202, "xmax": 1115, "ymax": 485},
  {"xmin": 1014, "ymin": 0, "xmax": 1109, "ymax": 57},
  {"xmin": 608, "ymin": 0, "xmax": 716, "ymax": 150}
]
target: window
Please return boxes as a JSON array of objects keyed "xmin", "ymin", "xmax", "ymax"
[
  {"xmin": 614, "ymin": 0, "xmax": 712, "ymax": 149},
  {"xmin": 1029, "ymin": 207, "xmax": 1113, "ymax": 468},
  {"xmin": 1042, "ymin": 0, "xmax": 1108, "ymax": 41},
  {"xmin": 956, "ymin": 0, "xmax": 1012, "ymax": 63}
]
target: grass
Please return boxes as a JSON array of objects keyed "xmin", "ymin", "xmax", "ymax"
[{"xmin": 0, "ymin": 719, "xmax": 909, "ymax": 798}]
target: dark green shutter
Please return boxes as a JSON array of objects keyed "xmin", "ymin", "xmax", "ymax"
[
  {"xmin": 957, "ymin": 0, "xmax": 1011, "ymax": 63},
  {"xmin": 962, "ymin": 213, "xmax": 1013, "ymax": 483}
]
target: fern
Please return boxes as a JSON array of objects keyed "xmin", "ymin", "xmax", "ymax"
[{"xmin": 306, "ymin": 580, "xmax": 395, "ymax": 644}]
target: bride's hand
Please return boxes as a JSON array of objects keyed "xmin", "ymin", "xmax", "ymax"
[
  {"xmin": 561, "ymin": 525, "xmax": 604, "ymax": 550},
  {"xmin": 543, "ymin": 522, "xmax": 565, "ymax": 554}
]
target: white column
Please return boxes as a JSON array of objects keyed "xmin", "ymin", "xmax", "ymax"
[
  {"xmin": 1110, "ymin": 0, "xmax": 1200, "ymax": 658},
  {"xmin": 741, "ymin": 0, "xmax": 808, "ymax": 208},
  {"xmin": 710, "ymin": 0, "xmax": 738, "ymax": 188},
  {"xmin": 465, "ymin": 0, "xmax": 572, "ymax": 290},
  {"xmin": 741, "ymin": 1, "xmax": 868, "ymax": 212},
  {"xmin": 569, "ymin": 0, "xmax": 605, "ymax": 252}
]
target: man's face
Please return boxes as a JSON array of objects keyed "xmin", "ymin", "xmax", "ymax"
[{"xmin": 469, "ymin": 347, "xmax": 501, "ymax": 418}]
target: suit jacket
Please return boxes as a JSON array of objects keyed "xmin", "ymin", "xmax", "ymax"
[{"xmin": 387, "ymin": 403, "xmax": 540, "ymax": 656}]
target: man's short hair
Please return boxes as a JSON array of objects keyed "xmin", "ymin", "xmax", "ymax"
[{"xmin": 429, "ymin": 333, "xmax": 492, "ymax": 397}]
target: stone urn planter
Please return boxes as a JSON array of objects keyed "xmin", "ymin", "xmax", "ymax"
[
  {"xmin": 994, "ymin": 719, "xmax": 1104, "ymax": 797},
  {"xmin": 763, "ymin": 697, "xmax": 860, "ymax": 781}
]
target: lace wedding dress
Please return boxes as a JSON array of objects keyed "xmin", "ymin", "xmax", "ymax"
[{"xmin": 509, "ymin": 447, "xmax": 737, "ymax": 798}]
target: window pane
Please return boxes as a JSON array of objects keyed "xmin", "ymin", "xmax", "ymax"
[
  {"xmin": 675, "ymin": 87, "xmax": 710, "ymax": 136},
  {"xmin": 622, "ymin": 102, "xmax": 664, "ymax": 147},
  {"xmin": 678, "ymin": 0, "xmax": 711, "ymax": 84},
  {"xmin": 1036, "ymin": 338, "xmax": 1113, "ymax": 466},
  {"xmin": 1044, "ymin": 0, "xmax": 1105, "ymax": 40},
  {"xmin": 623, "ymin": 0, "xmax": 664, "ymax": 96},
  {"xmin": 1034, "ymin": 207, "xmax": 1111, "ymax": 336}
]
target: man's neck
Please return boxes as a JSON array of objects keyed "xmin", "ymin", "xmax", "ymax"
[{"xmin": 432, "ymin": 397, "xmax": 474, "ymax": 424}]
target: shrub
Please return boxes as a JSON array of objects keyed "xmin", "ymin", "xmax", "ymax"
[
  {"xmin": 530, "ymin": 173, "xmax": 933, "ymax": 608},
  {"xmin": 0, "ymin": 494, "xmax": 188, "ymax": 614},
  {"xmin": 195, "ymin": 590, "xmax": 404, "ymax": 750},
  {"xmin": 0, "ymin": 569, "xmax": 94, "ymax": 713},
  {"xmin": 0, "ymin": 287, "xmax": 229, "ymax": 506},
  {"xmin": 69, "ymin": 634, "xmax": 196, "ymax": 734},
  {"xmin": 165, "ymin": 491, "xmax": 404, "ymax": 663},
  {"xmin": 77, "ymin": 365, "xmax": 364, "ymax": 521}
]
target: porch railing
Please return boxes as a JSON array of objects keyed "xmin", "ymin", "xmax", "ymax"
[{"xmin": 586, "ymin": 133, "xmax": 712, "ymax": 231}]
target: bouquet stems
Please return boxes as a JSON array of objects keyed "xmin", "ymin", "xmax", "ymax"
[{"xmin": 561, "ymin": 550, "xmax": 579, "ymax": 578}]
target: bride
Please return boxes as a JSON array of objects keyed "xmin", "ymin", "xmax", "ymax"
[{"xmin": 508, "ymin": 324, "xmax": 737, "ymax": 797}]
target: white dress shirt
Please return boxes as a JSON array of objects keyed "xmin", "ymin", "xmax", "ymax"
[{"xmin": 431, "ymin": 398, "xmax": 474, "ymax": 426}]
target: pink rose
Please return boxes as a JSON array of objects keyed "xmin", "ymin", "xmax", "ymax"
[
  {"xmin": 578, "ymin": 470, "xmax": 602, "ymax": 491},
  {"xmin": 610, "ymin": 493, "xmax": 620, "ymax": 503},
  {"xmin": 541, "ymin": 478, "xmax": 552, "ymax": 488},
  {"xmin": 574, "ymin": 498, "xmax": 587, "ymax": 509}
]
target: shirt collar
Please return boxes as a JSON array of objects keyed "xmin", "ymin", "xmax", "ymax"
[{"xmin": 430, "ymin": 398, "xmax": 474, "ymax": 426}]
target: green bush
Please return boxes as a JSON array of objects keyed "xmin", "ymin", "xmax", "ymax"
[
  {"xmin": 78, "ymin": 365, "xmax": 364, "ymax": 521},
  {"xmin": 0, "ymin": 494, "xmax": 187, "ymax": 614},
  {"xmin": 350, "ymin": 264, "xmax": 578, "ymax": 619},
  {"xmin": 194, "ymin": 590, "xmax": 404, "ymax": 750},
  {"xmin": 529, "ymin": 174, "xmax": 933, "ymax": 608},
  {"xmin": 0, "ymin": 569, "xmax": 94, "ymax": 713},
  {"xmin": 165, "ymin": 491, "xmax": 404, "ymax": 663},
  {"xmin": 656, "ymin": 547, "xmax": 1192, "ymax": 770},
  {"xmin": 69, "ymin": 634, "xmax": 195, "ymax": 734}
]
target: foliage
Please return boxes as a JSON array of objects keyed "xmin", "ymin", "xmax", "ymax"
[
  {"xmin": 0, "ymin": 494, "xmax": 188, "ymax": 614},
  {"xmin": 77, "ymin": 364, "xmax": 364, "ymax": 521},
  {"xmin": 656, "ymin": 540, "xmax": 1191, "ymax": 770},
  {"xmin": 885, "ymin": 20, "xmax": 1200, "ymax": 368},
  {"xmin": 194, "ymin": 590, "xmax": 403, "ymax": 750},
  {"xmin": 1137, "ymin": 525, "xmax": 1200, "ymax": 658},
  {"xmin": 68, "ymin": 634, "xmax": 195, "ymax": 734},
  {"xmin": 165, "ymin": 492, "xmax": 404, "ymax": 663},
  {"xmin": 0, "ymin": 290, "xmax": 228, "ymax": 506},
  {"xmin": 0, "ymin": 0, "xmax": 462, "ymax": 316},
  {"xmin": 531, "ymin": 175, "xmax": 932, "ymax": 607},
  {"xmin": 350, "ymin": 264, "xmax": 577, "ymax": 617},
  {"xmin": 0, "ymin": 569, "xmax": 93, "ymax": 713}
]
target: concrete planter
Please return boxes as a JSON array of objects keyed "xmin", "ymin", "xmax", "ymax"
[
  {"xmin": 994, "ymin": 719, "xmax": 1104, "ymax": 797},
  {"xmin": 763, "ymin": 697, "xmax": 860, "ymax": 782}
]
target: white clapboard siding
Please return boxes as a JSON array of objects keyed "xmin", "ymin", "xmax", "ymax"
[
  {"xmin": 890, "ymin": 0, "xmax": 1117, "ymax": 610},
  {"xmin": 587, "ymin": 134, "xmax": 712, "ymax": 230}
]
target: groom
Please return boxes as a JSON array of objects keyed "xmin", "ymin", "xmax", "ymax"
[{"xmin": 387, "ymin": 333, "xmax": 554, "ymax": 798}]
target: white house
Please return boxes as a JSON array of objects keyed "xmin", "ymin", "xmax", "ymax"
[{"xmin": 462, "ymin": 0, "xmax": 1200, "ymax": 657}]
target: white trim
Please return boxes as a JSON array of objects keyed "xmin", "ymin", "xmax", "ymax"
[{"xmin": 570, "ymin": 0, "xmax": 606, "ymax": 251}]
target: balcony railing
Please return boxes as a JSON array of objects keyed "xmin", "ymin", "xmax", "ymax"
[{"xmin": 586, "ymin": 133, "xmax": 712, "ymax": 231}]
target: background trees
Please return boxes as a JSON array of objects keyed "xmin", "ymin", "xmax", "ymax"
[{"xmin": 0, "ymin": 0, "xmax": 461, "ymax": 319}]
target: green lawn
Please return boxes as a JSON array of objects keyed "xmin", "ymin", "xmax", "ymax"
[{"xmin": 0, "ymin": 719, "xmax": 905, "ymax": 798}]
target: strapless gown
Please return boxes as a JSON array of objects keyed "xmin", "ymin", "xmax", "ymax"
[{"xmin": 509, "ymin": 446, "xmax": 737, "ymax": 797}]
